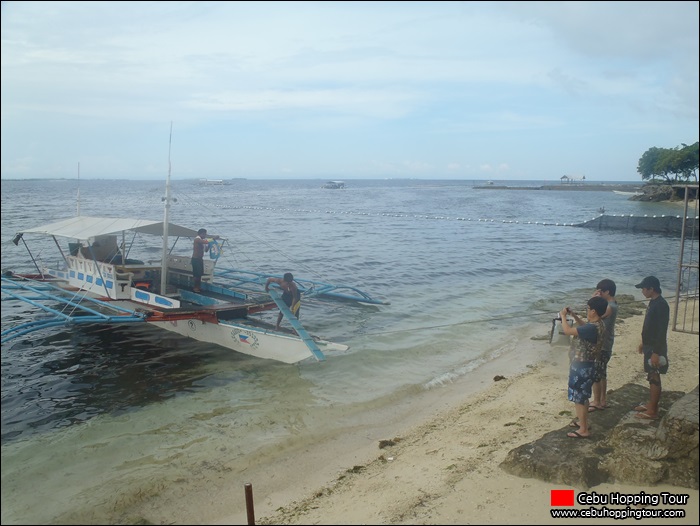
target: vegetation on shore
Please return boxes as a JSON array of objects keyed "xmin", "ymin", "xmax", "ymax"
[
  {"xmin": 636, "ymin": 142, "xmax": 698, "ymax": 201},
  {"xmin": 637, "ymin": 142, "xmax": 698, "ymax": 185}
]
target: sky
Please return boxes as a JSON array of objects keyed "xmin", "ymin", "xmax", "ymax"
[{"xmin": 1, "ymin": 1, "xmax": 698, "ymax": 181}]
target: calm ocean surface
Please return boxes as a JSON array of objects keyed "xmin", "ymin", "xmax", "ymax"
[{"xmin": 0, "ymin": 178, "xmax": 689, "ymax": 523}]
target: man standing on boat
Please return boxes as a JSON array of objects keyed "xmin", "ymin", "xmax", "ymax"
[
  {"xmin": 192, "ymin": 228, "xmax": 218, "ymax": 292},
  {"xmin": 265, "ymin": 272, "xmax": 301, "ymax": 330}
]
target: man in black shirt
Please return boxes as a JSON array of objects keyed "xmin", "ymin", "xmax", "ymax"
[{"xmin": 634, "ymin": 276, "xmax": 669, "ymax": 420}]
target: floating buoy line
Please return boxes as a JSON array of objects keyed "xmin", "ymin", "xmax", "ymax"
[
  {"xmin": 166, "ymin": 187, "xmax": 696, "ymax": 228},
  {"xmin": 203, "ymin": 203, "xmax": 696, "ymax": 227},
  {"xmin": 209, "ymin": 203, "xmax": 586, "ymax": 226}
]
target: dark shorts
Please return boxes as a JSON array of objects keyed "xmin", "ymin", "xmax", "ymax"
[
  {"xmin": 568, "ymin": 361, "xmax": 595, "ymax": 405},
  {"xmin": 191, "ymin": 257, "xmax": 204, "ymax": 279},
  {"xmin": 643, "ymin": 345, "xmax": 669, "ymax": 375},
  {"xmin": 282, "ymin": 291, "xmax": 301, "ymax": 318}
]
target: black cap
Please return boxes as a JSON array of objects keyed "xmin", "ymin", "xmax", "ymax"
[{"xmin": 635, "ymin": 276, "xmax": 661, "ymax": 291}]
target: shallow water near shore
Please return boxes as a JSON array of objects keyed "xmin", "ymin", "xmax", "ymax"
[{"xmin": 0, "ymin": 178, "xmax": 691, "ymax": 524}]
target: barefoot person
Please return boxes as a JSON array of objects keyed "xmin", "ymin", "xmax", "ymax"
[
  {"xmin": 191, "ymin": 228, "xmax": 219, "ymax": 292},
  {"xmin": 589, "ymin": 279, "xmax": 618, "ymax": 412},
  {"xmin": 634, "ymin": 276, "xmax": 669, "ymax": 420},
  {"xmin": 559, "ymin": 295, "xmax": 607, "ymax": 438},
  {"xmin": 265, "ymin": 272, "xmax": 301, "ymax": 330}
]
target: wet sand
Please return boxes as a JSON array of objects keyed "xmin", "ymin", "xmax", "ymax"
[{"xmin": 236, "ymin": 305, "xmax": 700, "ymax": 525}]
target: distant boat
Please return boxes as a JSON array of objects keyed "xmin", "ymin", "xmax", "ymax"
[
  {"xmin": 321, "ymin": 180, "xmax": 346, "ymax": 189},
  {"xmin": 486, "ymin": 180, "xmax": 494, "ymax": 185},
  {"xmin": 199, "ymin": 179, "xmax": 229, "ymax": 186}
]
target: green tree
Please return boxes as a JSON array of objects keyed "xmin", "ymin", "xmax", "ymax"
[
  {"xmin": 637, "ymin": 147, "xmax": 666, "ymax": 182},
  {"xmin": 637, "ymin": 142, "xmax": 699, "ymax": 184},
  {"xmin": 674, "ymin": 142, "xmax": 699, "ymax": 183}
]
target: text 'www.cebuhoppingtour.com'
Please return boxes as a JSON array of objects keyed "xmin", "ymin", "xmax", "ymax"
[{"xmin": 549, "ymin": 490, "xmax": 689, "ymax": 520}]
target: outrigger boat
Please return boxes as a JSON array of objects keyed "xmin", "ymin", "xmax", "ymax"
[
  {"xmin": 2, "ymin": 161, "xmax": 388, "ymax": 363},
  {"xmin": 1, "ymin": 215, "xmax": 388, "ymax": 364}
]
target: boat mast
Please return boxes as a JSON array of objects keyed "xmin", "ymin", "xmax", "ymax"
[
  {"xmin": 76, "ymin": 162, "xmax": 80, "ymax": 216},
  {"xmin": 160, "ymin": 123, "xmax": 173, "ymax": 294}
]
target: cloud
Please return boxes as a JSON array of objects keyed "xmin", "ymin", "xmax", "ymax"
[{"xmin": 1, "ymin": 1, "xmax": 697, "ymax": 180}]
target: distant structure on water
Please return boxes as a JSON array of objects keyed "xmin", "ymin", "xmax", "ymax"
[
  {"xmin": 321, "ymin": 180, "xmax": 346, "ymax": 189},
  {"xmin": 561, "ymin": 174, "xmax": 586, "ymax": 184},
  {"xmin": 198, "ymin": 179, "xmax": 229, "ymax": 186}
]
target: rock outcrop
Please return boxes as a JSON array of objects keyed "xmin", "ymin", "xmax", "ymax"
[
  {"xmin": 630, "ymin": 183, "xmax": 697, "ymax": 203},
  {"xmin": 500, "ymin": 383, "xmax": 699, "ymax": 489},
  {"xmin": 630, "ymin": 184, "xmax": 675, "ymax": 202}
]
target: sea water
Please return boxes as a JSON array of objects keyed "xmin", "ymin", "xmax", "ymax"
[{"xmin": 0, "ymin": 178, "xmax": 690, "ymax": 523}]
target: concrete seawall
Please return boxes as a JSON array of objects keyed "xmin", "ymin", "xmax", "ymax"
[{"xmin": 575, "ymin": 214, "xmax": 699, "ymax": 237}]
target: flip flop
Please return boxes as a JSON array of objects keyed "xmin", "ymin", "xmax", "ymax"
[
  {"xmin": 635, "ymin": 413, "xmax": 658, "ymax": 420},
  {"xmin": 588, "ymin": 405, "xmax": 605, "ymax": 412},
  {"xmin": 567, "ymin": 431, "xmax": 590, "ymax": 439},
  {"xmin": 634, "ymin": 404, "xmax": 648, "ymax": 412},
  {"xmin": 568, "ymin": 420, "xmax": 592, "ymax": 429}
]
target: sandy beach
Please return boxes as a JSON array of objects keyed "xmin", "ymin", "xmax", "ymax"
[{"xmin": 207, "ymin": 300, "xmax": 700, "ymax": 525}]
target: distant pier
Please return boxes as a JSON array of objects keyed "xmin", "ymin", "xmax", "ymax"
[{"xmin": 473, "ymin": 183, "xmax": 643, "ymax": 192}]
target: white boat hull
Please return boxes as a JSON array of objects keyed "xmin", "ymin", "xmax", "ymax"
[{"xmin": 150, "ymin": 318, "xmax": 346, "ymax": 364}]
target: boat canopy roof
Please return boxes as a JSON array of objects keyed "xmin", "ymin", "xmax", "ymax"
[{"xmin": 20, "ymin": 216, "xmax": 205, "ymax": 242}]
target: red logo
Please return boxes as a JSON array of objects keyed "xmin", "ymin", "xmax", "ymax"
[{"xmin": 551, "ymin": 489, "xmax": 575, "ymax": 506}]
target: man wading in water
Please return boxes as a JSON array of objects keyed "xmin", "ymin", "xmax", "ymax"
[{"xmin": 265, "ymin": 272, "xmax": 301, "ymax": 330}]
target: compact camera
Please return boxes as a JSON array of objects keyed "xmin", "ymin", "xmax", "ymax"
[{"xmin": 647, "ymin": 355, "xmax": 668, "ymax": 368}]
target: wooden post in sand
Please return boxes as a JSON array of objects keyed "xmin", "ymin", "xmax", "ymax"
[{"xmin": 244, "ymin": 483, "xmax": 255, "ymax": 525}]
